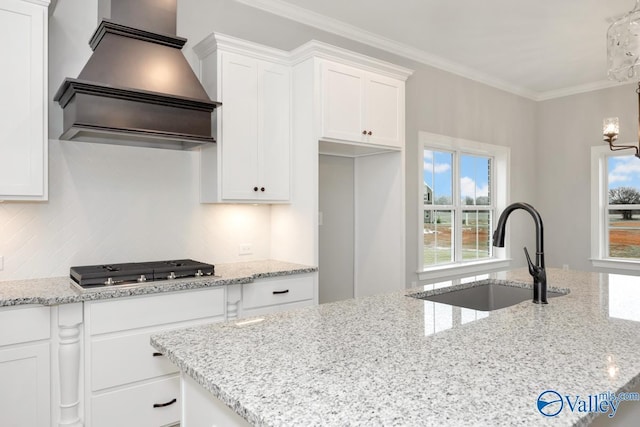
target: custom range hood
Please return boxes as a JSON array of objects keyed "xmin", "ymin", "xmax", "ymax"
[{"xmin": 54, "ymin": 0, "xmax": 220, "ymax": 149}]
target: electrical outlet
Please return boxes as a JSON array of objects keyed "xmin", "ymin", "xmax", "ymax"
[
  {"xmin": 0, "ymin": 255, "xmax": 3, "ymax": 271},
  {"xmin": 239, "ymin": 244, "xmax": 252, "ymax": 256}
]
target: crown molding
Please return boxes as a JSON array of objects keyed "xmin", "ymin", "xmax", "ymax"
[
  {"xmin": 535, "ymin": 79, "xmax": 633, "ymax": 101},
  {"xmin": 234, "ymin": 0, "xmax": 539, "ymax": 100},
  {"xmin": 234, "ymin": 0, "xmax": 630, "ymax": 101}
]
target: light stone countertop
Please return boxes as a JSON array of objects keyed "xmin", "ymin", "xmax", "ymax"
[
  {"xmin": 151, "ymin": 268, "xmax": 640, "ymax": 426},
  {"xmin": 0, "ymin": 260, "xmax": 317, "ymax": 307}
]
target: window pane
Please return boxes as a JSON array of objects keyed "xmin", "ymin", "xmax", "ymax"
[
  {"xmin": 424, "ymin": 150, "xmax": 452, "ymax": 205},
  {"xmin": 460, "ymin": 155, "xmax": 491, "ymax": 206},
  {"xmin": 608, "ymin": 209, "xmax": 640, "ymax": 258},
  {"xmin": 461, "ymin": 210, "xmax": 492, "ymax": 260},
  {"xmin": 424, "ymin": 210, "xmax": 454, "ymax": 266},
  {"xmin": 608, "ymin": 156, "xmax": 640, "ymax": 205}
]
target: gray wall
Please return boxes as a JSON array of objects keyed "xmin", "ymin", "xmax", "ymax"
[
  {"xmin": 319, "ymin": 155, "xmax": 354, "ymax": 303},
  {"xmin": 537, "ymin": 83, "xmax": 637, "ymax": 272},
  {"xmin": 178, "ymin": 0, "xmax": 539, "ymax": 286}
]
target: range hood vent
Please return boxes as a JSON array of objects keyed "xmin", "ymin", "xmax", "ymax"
[{"xmin": 54, "ymin": 0, "xmax": 220, "ymax": 150}]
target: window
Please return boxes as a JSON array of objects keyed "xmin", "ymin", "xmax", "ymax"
[
  {"xmin": 419, "ymin": 132, "xmax": 509, "ymax": 278},
  {"xmin": 591, "ymin": 147, "xmax": 640, "ymax": 268}
]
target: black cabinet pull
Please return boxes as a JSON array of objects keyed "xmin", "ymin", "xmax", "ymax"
[
  {"xmin": 260, "ymin": 187, "xmax": 265, "ymax": 192},
  {"xmin": 367, "ymin": 131, "xmax": 372, "ymax": 136},
  {"xmin": 362, "ymin": 130, "xmax": 367, "ymax": 135},
  {"xmin": 253, "ymin": 187, "xmax": 258, "ymax": 192},
  {"xmin": 153, "ymin": 398, "xmax": 177, "ymax": 408},
  {"xmin": 272, "ymin": 289, "xmax": 289, "ymax": 295},
  {"xmin": 152, "ymin": 352, "xmax": 163, "ymax": 357}
]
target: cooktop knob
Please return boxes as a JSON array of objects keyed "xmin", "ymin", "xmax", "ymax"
[
  {"xmin": 104, "ymin": 277, "xmax": 115, "ymax": 286},
  {"xmin": 195, "ymin": 269, "xmax": 204, "ymax": 277},
  {"xmin": 167, "ymin": 272, "xmax": 176, "ymax": 280},
  {"xmin": 137, "ymin": 275, "xmax": 147, "ymax": 282}
]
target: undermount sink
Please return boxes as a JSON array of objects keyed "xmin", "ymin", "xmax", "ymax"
[{"xmin": 409, "ymin": 280, "xmax": 567, "ymax": 311}]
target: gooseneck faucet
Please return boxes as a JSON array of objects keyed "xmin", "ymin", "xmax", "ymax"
[{"xmin": 492, "ymin": 202, "xmax": 548, "ymax": 304}]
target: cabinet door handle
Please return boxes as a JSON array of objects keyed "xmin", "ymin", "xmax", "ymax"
[
  {"xmin": 253, "ymin": 187, "xmax": 259, "ymax": 192},
  {"xmin": 272, "ymin": 289, "xmax": 289, "ymax": 295},
  {"xmin": 367, "ymin": 131, "xmax": 372, "ymax": 136},
  {"xmin": 362, "ymin": 130, "xmax": 367, "ymax": 135},
  {"xmin": 153, "ymin": 398, "xmax": 177, "ymax": 408},
  {"xmin": 152, "ymin": 352, "xmax": 163, "ymax": 357},
  {"xmin": 260, "ymin": 187, "xmax": 265, "ymax": 192}
]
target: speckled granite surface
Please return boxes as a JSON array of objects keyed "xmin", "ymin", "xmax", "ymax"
[
  {"xmin": 0, "ymin": 260, "xmax": 317, "ymax": 307},
  {"xmin": 151, "ymin": 268, "xmax": 640, "ymax": 426}
]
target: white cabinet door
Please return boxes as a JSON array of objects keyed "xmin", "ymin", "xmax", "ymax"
[
  {"xmin": 320, "ymin": 60, "xmax": 404, "ymax": 148},
  {"xmin": 0, "ymin": 343, "xmax": 50, "ymax": 427},
  {"xmin": 365, "ymin": 74, "xmax": 404, "ymax": 148},
  {"xmin": 0, "ymin": 0, "xmax": 47, "ymax": 200},
  {"xmin": 220, "ymin": 52, "xmax": 260, "ymax": 200},
  {"xmin": 199, "ymin": 35, "xmax": 291, "ymax": 204},
  {"xmin": 259, "ymin": 61, "xmax": 291, "ymax": 201},
  {"xmin": 240, "ymin": 273, "xmax": 316, "ymax": 318},
  {"xmin": 321, "ymin": 62, "xmax": 365, "ymax": 143}
]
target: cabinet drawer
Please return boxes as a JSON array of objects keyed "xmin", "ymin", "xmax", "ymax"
[
  {"xmin": 89, "ymin": 287, "xmax": 225, "ymax": 335},
  {"xmin": 242, "ymin": 275, "xmax": 314, "ymax": 310},
  {"xmin": 0, "ymin": 306, "xmax": 50, "ymax": 346},
  {"xmin": 91, "ymin": 330, "xmax": 178, "ymax": 391},
  {"xmin": 91, "ymin": 376, "xmax": 180, "ymax": 427}
]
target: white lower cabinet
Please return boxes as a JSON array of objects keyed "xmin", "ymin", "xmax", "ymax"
[
  {"xmin": 240, "ymin": 273, "xmax": 316, "ymax": 318},
  {"xmin": 84, "ymin": 287, "xmax": 226, "ymax": 427},
  {"xmin": 91, "ymin": 376, "xmax": 181, "ymax": 427},
  {"xmin": 0, "ymin": 306, "xmax": 51, "ymax": 427}
]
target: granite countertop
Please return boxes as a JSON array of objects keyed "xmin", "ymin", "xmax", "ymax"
[
  {"xmin": 0, "ymin": 260, "xmax": 317, "ymax": 307},
  {"xmin": 151, "ymin": 268, "xmax": 640, "ymax": 426}
]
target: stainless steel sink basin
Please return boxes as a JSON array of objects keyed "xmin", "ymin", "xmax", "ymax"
[{"xmin": 409, "ymin": 280, "xmax": 567, "ymax": 311}]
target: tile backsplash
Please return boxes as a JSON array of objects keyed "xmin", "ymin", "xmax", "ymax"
[{"xmin": 0, "ymin": 140, "xmax": 271, "ymax": 280}]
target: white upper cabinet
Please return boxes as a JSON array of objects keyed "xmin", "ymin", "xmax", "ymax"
[
  {"xmin": 196, "ymin": 34, "xmax": 291, "ymax": 203},
  {"xmin": 0, "ymin": 0, "xmax": 48, "ymax": 201},
  {"xmin": 320, "ymin": 61, "xmax": 405, "ymax": 149},
  {"xmin": 321, "ymin": 61, "xmax": 404, "ymax": 148}
]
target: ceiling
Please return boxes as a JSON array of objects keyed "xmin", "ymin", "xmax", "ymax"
[{"xmin": 236, "ymin": 0, "xmax": 637, "ymax": 100}]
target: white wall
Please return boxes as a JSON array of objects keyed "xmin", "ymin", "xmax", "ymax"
[{"xmin": 0, "ymin": 0, "xmax": 272, "ymax": 280}]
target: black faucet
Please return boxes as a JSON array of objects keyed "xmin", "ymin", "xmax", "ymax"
[{"xmin": 492, "ymin": 202, "xmax": 548, "ymax": 304}]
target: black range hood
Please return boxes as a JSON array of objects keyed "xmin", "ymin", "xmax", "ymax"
[{"xmin": 54, "ymin": 0, "xmax": 220, "ymax": 150}]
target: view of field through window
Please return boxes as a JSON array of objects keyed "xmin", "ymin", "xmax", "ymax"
[
  {"xmin": 608, "ymin": 155, "xmax": 640, "ymax": 258},
  {"xmin": 423, "ymin": 150, "xmax": 492, "ymax": 267}
]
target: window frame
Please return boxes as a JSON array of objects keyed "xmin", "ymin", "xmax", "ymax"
[
  {"xmin": 418, "ymin": 132, "xmax": 510, "ymax": 280},
  {"xmin": 590, "ymin": 145, "xmax": 640, "ymax": 270}
]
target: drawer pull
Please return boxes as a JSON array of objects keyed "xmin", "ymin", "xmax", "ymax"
[
  {"xmin": 152, "ymin": 352, "xmax": 163, "ymax": 357},
  {"xmin": 153, "ymin": 398, "xmax": 177, "ymax": 408},
  {"xmin": 272, "ymin": 289, "xmax": 290, "ymax": 295}
]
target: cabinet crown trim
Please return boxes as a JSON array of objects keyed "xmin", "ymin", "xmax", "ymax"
[
  {"xmin": 194, "ymin": 32, "xmax": 291, "ymax": 65},
  {"xmin": 291, "ymin": 40, "xmax": 414, "ymax": 81},
  {"xmin": 193, "ymin": 33, "xmax": 414, "ymax": 81}
]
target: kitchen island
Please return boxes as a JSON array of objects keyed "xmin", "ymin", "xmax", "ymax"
[{"xmin": 151, "ymin": 268, "xmax": 640, "ymax": 426}]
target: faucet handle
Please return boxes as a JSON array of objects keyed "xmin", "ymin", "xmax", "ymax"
[{"xmin": 523, "ymin": 246, "xmax": 538, "ymax": 277}]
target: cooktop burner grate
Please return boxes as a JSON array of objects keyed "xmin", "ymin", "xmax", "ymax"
[{"xmin": 70, "ymin": 259, "xmax": 215, "ymax": 288}]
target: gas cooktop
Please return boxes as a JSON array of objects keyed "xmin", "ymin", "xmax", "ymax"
[{"xmin": 70, "ymin": 259, "xmax": 215, "ymax": 289}]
